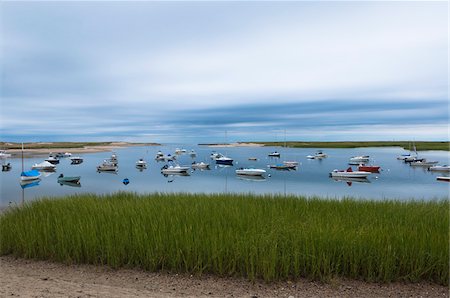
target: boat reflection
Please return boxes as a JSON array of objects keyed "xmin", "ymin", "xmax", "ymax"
[
  {"xmin": 331, "ymin": 177, "xmax": 370, "ymax": 187},
  {"xmin": 20, "ymin": 179, "xmax": 41, "ymax": 189},
  {"xmin": 162, "ymin": 172, "xmax": 190, "ymax": 178},
  {"xmin": 58, "ymin": 180, "xmax": 81, "ymax": 188},
  {"xmin": 236, "ymin": 174, "xmax": 266, "ymax": 182}
]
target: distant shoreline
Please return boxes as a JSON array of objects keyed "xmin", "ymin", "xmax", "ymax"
[
  {"xmin": 0, "ymin": 142, "xmax": 161, "ymax": 156},
  {"xmin": 246, "ymin": 141, "xmax": 450, "ymax": 151}
]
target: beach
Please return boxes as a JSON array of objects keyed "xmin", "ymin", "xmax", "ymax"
[
  {"xmin": 1, "ymin": 256, "xmax": 447, "ymax": 298},
  {"xmin": 3, "ymin": 142, "xmax": 160, "ymax": 157}
]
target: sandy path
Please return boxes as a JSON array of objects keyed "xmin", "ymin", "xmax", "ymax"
[{"xmin": 1, "ymin": 256, "xmax": 447, "ymax": 298}]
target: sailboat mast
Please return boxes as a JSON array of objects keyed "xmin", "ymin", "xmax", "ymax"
[{"xmin": 21, "ymin": 142, "xmax": 24, "ymax": 172}]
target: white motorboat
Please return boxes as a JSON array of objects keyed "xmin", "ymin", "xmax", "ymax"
[
  {"xmin": 189, "ymin": 150, "xmax": 197, "ymax": 157},
  {"xmin": 161, "ymin": 164, "xmax": 190, "ymax": 174},
  {"xmin": 268, "ymin": 151, "xmax": 281, "ymax": 157},
  {"xmin": 283, "ymin": 161, "xmax": 299, "ymax": 166},
  {"xmin": 349, "ymin": 155, "xmax": 370, "ymax": 162},
  {"xmin": 215, "ymin": 156, "xmax": 233, "ymax": 165},
  {"xmin": 235, "ymin": 168, "xmax": 266, "ymax": 176},
  {"xmin": 20, "ymin": 169, "xmax": 42, "ymax": 181},
  {"xmin": 307, "ymin": 151, "xmax": 327, "ymax": 159},
  {"xmin": 97, "ymin": 160, "xmax": 118, "ymax": 172},
  {"xmin": 63, "ymin": 152, "xmax": 72, "ymax": 157},
  {"xmin": 428, "ymin": 165, "xmax": 450, "ymax": 172},
  {"xmin": 70, "ymin": 156, "xmax": 83, "ymax": 164},
  {"xmin": 191, "ymin": 162, "xmax": 210, "ymax": 169},
  {"xmin": 45, "ymin": 156, "xmax": 60, "ymax": 164},
  {"xmin": 410, "ymin": 160, "xmax": 439, "ymax": 167},
  {"xmin": 32, "ymin": 161, "xmax": 56, "ymax": 171},
  {"xmin": 136, "ymin": 158, "xmax": 147, "ymax": 168},
  {"xmin": 0, "ymin": 150, "xmax": 12, "ymax": 158},
  {"xmin": 329, "ymin": 167, "xmax": 371, "ymax": 178}
]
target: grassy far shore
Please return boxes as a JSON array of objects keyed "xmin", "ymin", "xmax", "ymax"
[
  {"xmin": 1, "ymin": 193, "xmax": 448, "ymax": 285},
  {"xmin": 251, "ymin": 141, "xmax": 450, "ymax": 151}
]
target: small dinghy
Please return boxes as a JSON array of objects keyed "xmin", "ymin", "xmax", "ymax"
[
  {"xmin": 2, "ymin": 162, "xmax": 11, "ymax": 171},
  {"xmin": 57, "ymin": 174, "xmax": 80, "ymax": 184}
]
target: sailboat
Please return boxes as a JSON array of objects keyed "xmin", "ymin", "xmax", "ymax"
[{"xmin": 20, "ymin": 143, "xmax": 41, "ymax": 181}]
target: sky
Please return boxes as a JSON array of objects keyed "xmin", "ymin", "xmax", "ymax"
[{"xmin": 0, "ymin": 1, "xmax": 448, "ymax": 144}]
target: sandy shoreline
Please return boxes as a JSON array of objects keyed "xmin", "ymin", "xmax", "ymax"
[
  {"xmin": 205, "ymin": 142, "xmax": 264, "ymax": 148},
  {"xmin": 4, "ymin": 142, "xmax": 160, "ymax": 156},
  {"xmin": 0, "ymin": 256, "xmax": 447, "ymax": 298}
]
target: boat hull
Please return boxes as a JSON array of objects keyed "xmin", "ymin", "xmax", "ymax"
[
  {"xmin": 357, "ymin": 166, "xmax": 380, "ymax": 173},
  {"xmin": 235, "ymin": 169, "xmax": 266, "ymax": 176}
]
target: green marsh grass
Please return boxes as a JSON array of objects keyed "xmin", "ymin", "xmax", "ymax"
[
  {"xmin": 255, "ymin": 141, "xmax": 450, "ymax": 151},
  {"xmin": 1, "ymin": 193, "xmax": 448, "ymax": 284}
]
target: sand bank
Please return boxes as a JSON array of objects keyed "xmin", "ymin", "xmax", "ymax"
[
  {"xmin": 0, "ymin": 256, "xmax": 447, "ymax": 298},
  {"xmin": 5, "ymin": 142, "xmax": 159, "ymax": 156},
  {"xmin": 205, "ymin": 142, "xmax": 264, "ymax": 148}
]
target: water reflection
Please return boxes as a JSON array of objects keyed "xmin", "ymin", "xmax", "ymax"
[
  {"xmin": 236, "ymin": 174, "xmax": 266, "ymax": 182},
  {"xmin": 20, "ymin": 179, "xmax": 41, "ymax": 189},
  {"xmin": 59, "ymin": 180, "xmax": 81, "ymax": 188},
  {"xmin": 331, "ymin": 177, "xmax": 371, "ymax": 186}
]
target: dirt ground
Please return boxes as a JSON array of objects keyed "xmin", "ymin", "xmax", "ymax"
[{"xmin": 0, "ymin": 256, "xmax": 448, "ymax": 297}]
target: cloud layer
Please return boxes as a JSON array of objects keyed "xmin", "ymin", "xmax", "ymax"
[{"xmin": 1, "ymin": 2, "xmax": 448, "ymax": 143}]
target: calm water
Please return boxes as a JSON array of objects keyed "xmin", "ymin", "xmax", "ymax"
[{"xmin": 1, "ymin": 145, "xmax": 449, "ymax": 207}]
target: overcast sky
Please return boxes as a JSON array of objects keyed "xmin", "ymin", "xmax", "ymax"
[{"xmin": 1, "ymin": 1, "xmax": 448, "ymax": 143}]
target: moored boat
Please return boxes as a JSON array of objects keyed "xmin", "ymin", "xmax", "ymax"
[
  {"xmin": 70, "ymin": 156, "xmax": 83, "ymax": 164},
  {"xmin": 268, "ymin": 151, "xmax": 281, "ymax": 157},
  {"xmin": 32, "ymin": 161, "xmax": 56, "ymax": 171},
  {"xmin": 357, "ymin": 164, "xmax": 381, "ymax": 173},
  {"xmin": 349, "ymin": 155, "xmax": 370, "ymax": 163},
  {"xmin": 269, "ymin": 164, "xmax": 295, "ymax": 170},
  {"xmin": 0, "ymin": 150, "xmax": 12, "ymax": 158},
  {"xmin": 235, "ymin": 168, "xmax": 266, "ymax": 176},
  {"xmin": 329, "ymin": 167, "xmax": 371, "ymax": 178},
  {"xmin": 191, "ymin": 161, "xmax": 210, "ymax": 169},
  {"xmin": 215, "ymin": 156, "xmax": 233, "ymax": 165},
  {"xmin": 136, "ymin": 158, "xmax": 147, "ymax": 168},
  {"xmin": 2, "ymin": 162, "xmax": 11, "ymax": 171},
  {"xmin": 161, "ymin": 164, "xmax": 190, "ymax": 174},
  {"xmin": 97, "ymin": 160, "xmax": 118, "ymax": 172},
  {"xmin": 410, "ymin": 160, "xmax": 439, "ymax": 167},
  {"xmin": 20, "ymin": 169, "xmax": 41, "ymax": 181},
  {"xmin": 428, "ymin": 165, "xmax": 450, "ymax": 172},
  {"xmin": 436, "ymin": 176, "xmax": 450, "ymax": 182},
  {"xmin": 57, "ymin": 174, "xmax": 80, "ymax": 184},
  {"xmin": 283, "ymin": 161, "xmax": 299, "ymax": 167},
  {"xmin": 45, "ymin": 156, "xmax": 60, "ymax": 164}
]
